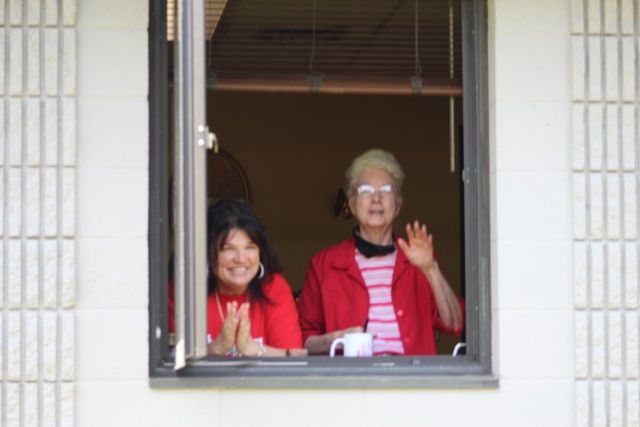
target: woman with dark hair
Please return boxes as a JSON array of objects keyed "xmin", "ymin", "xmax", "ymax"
[
  {"xmin": 170, "ymin": 199, "xmax": 304, "ymax": 357},
  {"xmin": 206, "ymin": 199, "xmax": 304, "ymax": 356}
]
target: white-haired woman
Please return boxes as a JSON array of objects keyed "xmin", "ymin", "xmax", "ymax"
[{"xmin": 297, "ymin": 149, "xmax": 464, "ymax": 355}]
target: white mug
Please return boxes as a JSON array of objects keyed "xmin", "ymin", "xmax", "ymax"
[{"xmin": 329, "ymin": 332, "xmax": 373, "ymax": 357}]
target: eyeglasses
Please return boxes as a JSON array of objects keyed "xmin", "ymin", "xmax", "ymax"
[{"xmin": 356, "ymin": 184, "xmax": 394, "ymax": 197}]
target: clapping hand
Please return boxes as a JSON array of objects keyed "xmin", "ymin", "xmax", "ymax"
[
  {"xmin": 210, "ymin": 301, "xmax": 239, "ymax": 355},
  {"xmin": 236, "ymin": 303, "xmax": 259, "ymax": 355},
  {"xmin": 209, "ymin": 302, "xmax": 260, "ymax": 356}
]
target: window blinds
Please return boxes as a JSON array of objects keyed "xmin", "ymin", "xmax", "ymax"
[{"xmin": 169, "ymin": 0, "xmax": 462, "ymax": 96}]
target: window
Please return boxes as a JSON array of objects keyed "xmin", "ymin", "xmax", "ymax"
[{"xmin": 149, "ymin": 0, "xmax": 492, "ymax": 386}]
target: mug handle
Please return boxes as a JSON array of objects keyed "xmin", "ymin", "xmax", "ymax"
[{"xmin": 329, "ymin": 338, "xmax": 345, "ymax": 357}]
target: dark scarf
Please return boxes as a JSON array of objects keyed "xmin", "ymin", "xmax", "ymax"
[{"xmin": 352, "ymin": 226, "xmax": 396, "ymax": 258}]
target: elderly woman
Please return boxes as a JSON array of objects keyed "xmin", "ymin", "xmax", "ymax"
[
  {"xmin": 169, "ymin": 199, "xmax": 305, "ymax": 356},
  {"xmin": 297, "ymin": 149, "xmax": 464, "ymax": 355}
]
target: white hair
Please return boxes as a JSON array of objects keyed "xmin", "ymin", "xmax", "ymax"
[{"xmin": 345, "ymin": 149, "xmax": 404, "ymax": 199}]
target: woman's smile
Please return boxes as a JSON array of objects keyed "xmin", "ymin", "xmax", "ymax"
[
  {"xmin": 227, "ymin": 266, "xmax": 251, "ymax": 275},
  {"xmin": 214, "ymin": 229, "xmax": 260, "ymax": 295}
]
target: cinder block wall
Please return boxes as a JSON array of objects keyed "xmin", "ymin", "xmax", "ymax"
[
  {"xmin": 0, "ymin": 0, "xmax": 77, "ymax": 425},
  {"xmin": 571, "ymin": 0, "xmax": 640, "ymax": 425},
  {"xmin": 74, "ymin": 0, "xmax": 150, "ymax": 425}
]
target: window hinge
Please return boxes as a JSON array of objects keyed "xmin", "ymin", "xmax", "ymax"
[
  {"xmin": 197, "ymin": 125, "xmax": 218, "ymax": 152},
  {"xmin": 461, "ymin": 167, "xmax": 471, "ymax": 184}
]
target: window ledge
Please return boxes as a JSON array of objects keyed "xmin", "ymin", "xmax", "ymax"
[
  {"xmin": 149, "ymin": 356, "xmax": 497, "ymax": 389},
  {"xmin": 150, "ymin": 373, "xmax": 499, "ymax": 389}
]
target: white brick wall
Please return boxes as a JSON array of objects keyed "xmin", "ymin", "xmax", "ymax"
[
  {"xmin": 572, "ymin": 0, "xmax": 640, "ymax": 425},
  {"xmin": 0, "ymin": 0, "xmax": 76, "ymax": 426}
]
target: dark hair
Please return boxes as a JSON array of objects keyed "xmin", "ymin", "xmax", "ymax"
[{"xmin": 207, "ymin": 199, "xmax": 282, "ymax": 303}]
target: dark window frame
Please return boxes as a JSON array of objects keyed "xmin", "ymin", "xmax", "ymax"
[{"xmin": 148, "ymin": 0, "xmax": 493, "ymax": 388}]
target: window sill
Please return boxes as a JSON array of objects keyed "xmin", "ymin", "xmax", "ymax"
[{"xmin": 149, "ymin": 355, "xmax": 497, "ymax": 389}]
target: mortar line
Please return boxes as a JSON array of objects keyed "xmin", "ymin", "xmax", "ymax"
[
  {"xmin": 583, "ymin": 0, "xmax": 595, "ymax": 425},
  {"xmin": 55, "ymin": 1, "xmax": 64, "ymax": 425},
  {"xmin": 20, "ymin": 0, "xmax": 29, "ymax": 422},
  {"xmin": 1, "ymin": 0, "xmax": 11, "ymax": 424},
  {"xmin": 38, "ymin": 0, "xmax": 46, "ymax": 425},
  {"xmin": 597, "ymin": 1, "xmax": 614, "ymax": 425}
]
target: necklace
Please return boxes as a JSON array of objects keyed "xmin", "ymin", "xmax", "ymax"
[
  {"xmin": 215, "ymin": 291, "xmax": 225, "ymax": 322},
  {"xmin": 214, "ymin": 291, "xmax": 249, "ymax": 321}
]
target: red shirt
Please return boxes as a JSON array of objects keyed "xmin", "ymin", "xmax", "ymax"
[
  {"xmin": 169, "ymin": 273, "xmax": 303, "ymax": 349},
  {"xmin": 297, "ymin": 238, "xmax": 464, "ymax": 355}
]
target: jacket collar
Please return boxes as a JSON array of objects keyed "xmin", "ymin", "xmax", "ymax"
[{"xmin": 329, "ymin": 238, "xmax": 362, "ymax": 285}]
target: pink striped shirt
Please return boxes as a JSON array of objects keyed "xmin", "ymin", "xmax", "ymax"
[{"xmin": 355, "ymin": 250, "xmax": 405, "ymax": 355}]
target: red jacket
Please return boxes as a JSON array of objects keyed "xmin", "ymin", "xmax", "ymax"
[{"xmin": 297, "ymin": 238, "xmax": 463, "ymax": 355}]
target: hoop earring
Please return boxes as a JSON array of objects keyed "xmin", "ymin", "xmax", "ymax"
[{"xmin": 258, "ymin": 262, "xmax": 265, "ymax": 280}]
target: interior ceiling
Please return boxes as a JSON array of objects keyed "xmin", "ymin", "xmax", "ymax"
[{"xmin": 169, "ymin": 0, "xmax": 462, "ymax": 95}]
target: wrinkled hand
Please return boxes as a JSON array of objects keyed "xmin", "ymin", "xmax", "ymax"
[
  {"xmin": 235, "ymin": 303, "xmax": 259, "ymax": 356},
  {"xmin": 210, "ymin": 301, "xmax": 239, "ymax": 355},
  {"xmin": 327, "ymin": 326, "xmax": 363, "ymax": 345},
  {"xmin": 397, "ymin": 221, "xmax": 436, "ymax": 271}
]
